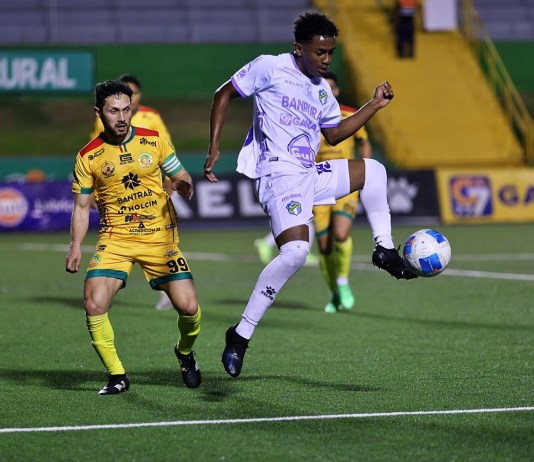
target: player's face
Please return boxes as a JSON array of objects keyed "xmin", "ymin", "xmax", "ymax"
[
  {"xmin": 294, "ymin": 35, "xmax": 336, "ymax": 78},
  {"xmin": 126, "ymin": 82, "xmax": 141, "ymax": 113},
  {"xmin": 326, "ymin": 77, "xmax": 340, "ymax": 98},
  {"xmin": 98, "ymin": 92, "xmax": 133, "ymax": 141}
]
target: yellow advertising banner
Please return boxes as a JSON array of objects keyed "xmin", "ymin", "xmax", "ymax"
[{"xmin": 436, "ymin": 168, "xmax": 534, "ymax": 224}]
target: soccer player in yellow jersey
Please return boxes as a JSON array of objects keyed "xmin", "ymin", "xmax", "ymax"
[
  {"xmin": 90, "ymin": 74, "xmax": 176, "ymax": 311},
  {"xmin": 66, "ymin": 80, "xmax": 202, "ymax": 394},
  {"xmin": 313, "ymin": 72, "xmax": 373, "ymax": 313}
]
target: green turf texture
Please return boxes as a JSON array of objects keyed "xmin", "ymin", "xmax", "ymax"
[{"xmin": 0, "ymin": 224, "xmax": 532, "ymax": 461}]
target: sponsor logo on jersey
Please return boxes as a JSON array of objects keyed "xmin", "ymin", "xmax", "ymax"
[
  {"xmin": 139, "ymin": 137, "xmax": 157, "ymax": 147},
  {"xmin": 118, "ymin": 190, "xmax": 153, "ymax": 205},
  {"xmin": 138, "ymin": 153, "xmax": 153, "ymax": 168},
  {"xmin": 88, "ymin": 148, "xmax": 104, "ymax": 160},
  {"xmin": 118, "ymin": 200, "xmax": 157, "ymax": 213},
  {"xmin": 0, "ymin": 187, "xmax": 29, "ymax": 227},
  {"xmin": 284, "ymin": 79, "xmax": 303, "ymax": 88},
  {"xmin": 165, "ymin": 249, "xmax": 179, "ymax": 257},
  {"xmin": 128, "ymin": 226, "xmax": 160, "ymax": 234},
  {"xmin": 124, "ymin": 213, "xmax": 155, "ymax": 222},
  {"xmin": 282, "ymin": 193, "xmax": 302, "ymax": 203},
  {"xmin": 280, "ymin": 113, "xmax": 292, "ymax": 126},
  {"xmin": 101, "ymin": 161, "xmax": 115, "ymax": 178},
  {"xmin": 288, "ymin": 134, "xmax": 315, "ymax": 167},
  {"xmin": 122, "ymin": 172, "xmax": 141, "ymax": 190},
  {"xmin": 281, "ymin": 96, "xmax": 319, "ymax": 120},
  {"xmin": 286, "ymin": 200, "xmax": 302, "ymax": 216},
  {"xmin": 119, "ymin": 153, "xmax": 134, "ymax": 164},
  {"xmin": 97, "ymin": 245, "xmax": 107, "ymax": 251}
]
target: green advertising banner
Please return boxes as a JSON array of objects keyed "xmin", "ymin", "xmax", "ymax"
[{"xmin": 0, "ymin": 50, "xmax": 94, "ymax": 93}]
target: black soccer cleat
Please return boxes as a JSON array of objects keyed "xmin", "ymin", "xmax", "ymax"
[
  {"xmin": 222, "ymin": 324, "xmax": 249, "ymax": 378},
  {"xmin": 372, "ymin": 244, "xmax": 418, "ymax": 280},
  {"xmin": 175, "ymin": 347, "xmax": 201, "ymax": 389},
  {"xmin": 98, "ymin": 374, "xmax": 130, "ymax": 395}
]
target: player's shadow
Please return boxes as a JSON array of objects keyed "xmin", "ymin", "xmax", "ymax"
[
  {"xmin": 216, "ymin": 297, "xmax": 317, "ymax": 311},
  {"xmin": 0, "ymin": 367, "xmax": 381, "ymax": 398},
  {"xmin": 24, "ymin": 296, "xmax": 148, "ymax": 309}
]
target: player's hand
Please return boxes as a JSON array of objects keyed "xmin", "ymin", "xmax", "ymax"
[
  {"xmin": 204, "ymin": 151, "xmax": 220, "ymax": 183},
  {"xmin": 65, "ymin": 249, "xmax": 81, "ymax": 273},
  {"xmin": 174, "ymin": 179, "xmax": 194, "ymax": 200},
  {"xmin": 373, "ymin": 81, "xmax": 394, "ymax": 108}
]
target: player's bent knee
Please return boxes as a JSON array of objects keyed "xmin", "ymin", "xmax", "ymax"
[
  {"xmin": 84, "ymin": 298, "xmax": 108, "ymax": 316},
  {"xmin": 363, "ymin": 158, "xmax": 386, "ymax": 180},
  {"xmin": 174, "ymin": 301, "xmax": 198, "ymax": 316},
  {"xmin": 279, "ymin": 240, "xmax": 309, "ymax": 270}
]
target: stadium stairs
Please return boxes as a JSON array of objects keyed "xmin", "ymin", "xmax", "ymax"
[{"xmin": 314, "ymin": 0, "xmax": 524, "ymax": 169}]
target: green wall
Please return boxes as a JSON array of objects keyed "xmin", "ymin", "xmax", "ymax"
[
  {"xmin": 495, "ymin": 41, "xmax": 534, "ymax": 92},
  {"xmin": 93, "ymin": 43, "xmax": 346, "ymax": 98}
]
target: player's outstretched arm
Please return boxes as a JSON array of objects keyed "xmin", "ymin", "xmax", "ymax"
[
  {"xmin": 205, "ymin": 81, "xmax": 241, "ymax": 183},
  {"xmin": 323, "ymin": 81, "xmax": 394, "ymax": 146},
  {"xmin": 66, "ymin": 193, "xmax": 91, "ymax": 273}
]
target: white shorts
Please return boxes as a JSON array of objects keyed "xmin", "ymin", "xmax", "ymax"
[{"xmin": 255, "ymin": 159, "xmax": 350, "ymax": 238}]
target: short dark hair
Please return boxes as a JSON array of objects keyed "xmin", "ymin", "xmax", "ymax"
[
  {"xmin": 322, "ymin": 71, "xmax": 338, "ymax": 82},
  {"xmin": 293, "ymin": 10, "xmax": 339, "ymax": 43},
  {"xmin": 94, "ymin": 80, "xmax": 133, "ymax": 111},
  {"xmin": 117, "ymin": 74, "xmax": 141, "ymax": 90}
]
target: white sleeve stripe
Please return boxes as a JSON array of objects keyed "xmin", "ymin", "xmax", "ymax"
[{"xmin": 162, "ymin": 154, "xmax": 183, "ymax": 176}]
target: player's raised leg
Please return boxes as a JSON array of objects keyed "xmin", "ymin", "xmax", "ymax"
[{"xmin": 347, "ymin": 158, "xmax": 416, "ymax": 280}]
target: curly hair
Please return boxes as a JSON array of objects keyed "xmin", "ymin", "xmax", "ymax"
[
  {"xmin": 94, "ymin": 80, "xmax": 133, "ymax": 111},
  {"xmin": 293, "ymin": 10, "xmax": 339, "ymax": 43}
]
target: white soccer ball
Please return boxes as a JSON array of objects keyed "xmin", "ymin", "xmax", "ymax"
[{"xmin": 403, "ymin": 229, "xmax": 451, "ymax": 277}]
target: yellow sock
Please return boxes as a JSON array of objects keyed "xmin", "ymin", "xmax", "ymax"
[
  {"xmin": 335, "ymin": 237, "xmax": 353, "ymax": 281},
  {"xmin": 319, "ymin": 252, "xmax": 338, "ymax": 293},
  {"xmin": 177, "ymin": 306, "xmax": 201, "ymax": 355},
  {"xmin": 86, "ymin": 313, "xmax": 125, "ymax": 376}
]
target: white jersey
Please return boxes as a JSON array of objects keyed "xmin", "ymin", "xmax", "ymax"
[{"xmin": 231, "ymin": 53, "xmax": 341, "ymax": 179}]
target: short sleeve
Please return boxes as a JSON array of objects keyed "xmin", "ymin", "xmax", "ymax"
[
  {"xmin": 230, "ymin": 55, "xmax": 275, "ymax": 98},
  {"xmin": 72, "ymin": 155, "xmax": 94, "ymax": 194}
]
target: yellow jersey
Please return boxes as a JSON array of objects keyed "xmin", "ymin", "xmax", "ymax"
[
  {"xmin": 315, "ymin": 104, "xmax": 368, "ymax": 162},
  {"xmin": 89, "ymin": 105, "xmax": 172, "ymax": 141},
  {"xmin": 73, "ymin": 127, "xmax": 183, "ymax": 243}
]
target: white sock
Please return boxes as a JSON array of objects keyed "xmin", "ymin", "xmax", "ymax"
[
  {"xmin": 308, "ymin": 222, "xmax": 315, "ymax": 248},
  {"xmin": 236, "ymin": 240, "xmax": 309, "ymax": 339},
  {"xmin": 360, "ymin": 158, "xmax": 394, "ymax": 249}
]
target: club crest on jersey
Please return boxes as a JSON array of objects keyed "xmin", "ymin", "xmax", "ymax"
[
  {"xmin": 88, "ymin": 253, "xmax": 101, "ymax": 267},
  {"xmin": 101, "ymin": 161, "xmax": 115, "ymax": 177},
  {"xmin": 286, "ymin": 200, "xmax": 302, "ymax": 216},
  {"xmin": 319, "ymin": 89, "xmax": 328, "ymax": 105},
  {"xmin": 138, "ymin": 153, "xmax": 153, "ymax": 168}
]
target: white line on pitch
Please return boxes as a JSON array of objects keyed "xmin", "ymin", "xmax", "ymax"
[
  {"xmin": 9, "ymin": 243, "xmax": 534, "ymax": 281},
  {"xmin": 1, "ymin": 406, "xmax": 533, "ymax": 434}
]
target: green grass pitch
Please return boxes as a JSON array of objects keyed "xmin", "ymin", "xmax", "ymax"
[{"xmin": 0, "ymin": 224, "xmax": 533, "ymax": 461}]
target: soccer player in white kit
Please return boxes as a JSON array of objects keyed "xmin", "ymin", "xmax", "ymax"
[{"xmin": 204, "ymin": 10, "xmax": 416, "ymax": 378}]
